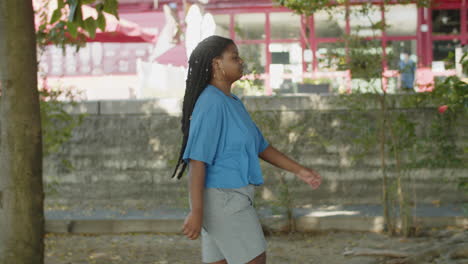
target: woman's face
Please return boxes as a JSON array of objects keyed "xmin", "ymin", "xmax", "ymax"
[{"xmin": 215, "ymin": 43, "xmax": 244, "ymax": 82}]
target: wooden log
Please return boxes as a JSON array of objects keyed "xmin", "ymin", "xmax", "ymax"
[
  {"xmin": 384, "ymin": 236, "xmax": 468, "ymax": 264},
  {"xmin": 343, "ymin": 248, "xmax": 409, "ymax": 258},
  {"xmin": 449, "ymin": 243, "xmax": 468, "ymax": 259}
]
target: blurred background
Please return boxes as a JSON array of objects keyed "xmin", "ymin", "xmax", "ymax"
[{"xmin": 37, "ymin": 0, "xmax": 468, "ymax": 100}]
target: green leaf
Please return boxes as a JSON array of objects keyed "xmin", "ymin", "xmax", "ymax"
[
  {"xmin": 74, "ymin": 1, "xmax": 84, "ymax": 27},
  {"xmin": 67, "ymin": 22, "xmax": 78, "ymax": 38},
  {"xmin": 95, "ymin": 3, "xmax": 104, "ymax": 11},
  {"xmin": 103, "ymin": 0, "xmax": 119, "ymax": 19},
  {"xmin": 96, "ymin": 11, "xmax": 106, "ymax": 32},
  {"xmin": 84, "ymin": 17, "xmax": 97, "ymax": 38},
  {"xmin": 50, "ymin": 9, "xmax": 62, "ymax": 24},
  {"xmin": 57, "ymin": 0, "xmax": 65, "ymax": 9}
]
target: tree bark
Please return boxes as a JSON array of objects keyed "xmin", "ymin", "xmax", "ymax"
[
  {"xmin": 379, "ymin": 94, "xmax": 393, "ymax": 234},
  {"xmin": 0, "ymin": 0, "xmax": 44, "ymax": 263},
  {"xmin": 387, "ymin": 121, "xmax": 412, "ymax": 237}
]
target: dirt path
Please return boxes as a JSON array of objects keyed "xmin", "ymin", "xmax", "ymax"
[{"xmin": 44, "ymin": 229, "xmax": 461, "ymax": 264}]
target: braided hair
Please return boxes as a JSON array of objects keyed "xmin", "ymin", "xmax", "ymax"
[{"xmin": 171, "ymin": 35, "xmax": 235, "ymax": 180}]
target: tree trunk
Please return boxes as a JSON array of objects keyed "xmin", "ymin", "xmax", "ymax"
[
  {"xmin": 0, "ymin": 0, "xmax": 44, "ymax": 263},
  {"xmin": 388, "ymin": 122, "xmax": 412, "ymax": 237},
  {"xmin": 279, "ymin": 175, "xmax": 296, "ymax": 233},
  {"xmin": 379, "ymin": 94, "xmax": 393, "ymax": 234}
]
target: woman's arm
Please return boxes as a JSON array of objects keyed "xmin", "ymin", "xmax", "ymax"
[
  {"xmin": 259, "ymin": 145, "xmax": 302, "ymax": 174},
  {"xmin": 259, "ymin": 145, "xmax": 322, "ymax": 189},
  {"xmin": 182, "ymin": 159, "xmax": 205, "ymax": 240}
]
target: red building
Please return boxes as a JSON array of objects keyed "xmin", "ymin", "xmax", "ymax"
[{"xmin": 42, "ymin": 0, "xmax": 467, "ymax": 98}]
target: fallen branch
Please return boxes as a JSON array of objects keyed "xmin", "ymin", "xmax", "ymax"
[
  {"xmin": 343, "ymin": 232, "xmax": 468, "ymax": 264},
  {"xmin": 343, "ymin": 248, "xmax": 409, "ymax": 258},
  {"xmin": 449, "ymin": 243, "xmax": 468, "ymax": 259},
  {"xmin": 384, "ymin": 232, "xmax": 468, "ymax": 264},
  {"xmin": 384, "ymin": 244, "xmax": 454, "ymax": 264}
]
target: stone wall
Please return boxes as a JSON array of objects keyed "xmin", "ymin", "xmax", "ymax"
[{"xmin": 40, "ymin": 95, "xmax": 467, "ymax": 210}]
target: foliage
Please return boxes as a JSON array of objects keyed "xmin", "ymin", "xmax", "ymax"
[
  {"xmin": 411, "ymin": 55, "xmax": 468, "ymax": 169},
  {"xmin": 38, "ymin": 76, "xmax": 86, "ymax": 196},
  {"xmin": 275, "ymin": 0, "xmax": 432, "ymax": 17},
  {"xmin": 431, "ymin": 77, "xmax": 468, "ymax": 115},
  {"xmin": 232, "ymin": 78, "xmax": 265, "ymax": 96},
  {"xmin": 346, "ymin": 38, "xmax": 383, "ymax": 81},
  {"xmin": 302, "ymin": 77, "xmax": 331, "ymax": 85},
  {"xmin": 233, "ymin": 44, "xmax": 266, "ymax": 95},
  {"xmin": 34, "ymin": 0, "xmax": 113, "ymax": 193},
  {"xmin": 275, "ymin": 0, "xmax": 339, "ymax": 15},
  {"xmin": 274, "ymin": 0, "xmax": 465, "ymax": 236},
  {"xmin": 34, "ymin": 0, "xmax": 116, "ymax": 154},
  {"xmin": 39, "ymin": 78, "xmax": 86, "ymax": 158},
  {"xmin": 249, "ymin": 98, "xmax": 331, "ymax": 232},
  {"xmin": 429, "ymin": 58, "xmax": 468, "ymax": 211},
  {"xmin": 35, "ymin": 0, "xmax": 119, "ymax": 51}
]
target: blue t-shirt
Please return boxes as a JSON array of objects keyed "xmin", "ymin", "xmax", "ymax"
[{"xmin": 182, "ymin": 84, "xmax": 269, "ymax": 188}]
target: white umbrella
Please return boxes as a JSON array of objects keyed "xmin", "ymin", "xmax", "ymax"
[
  {"xmin": 150, "ymin": 4, "xmax": 179, "ymax": 60},
  {"xmin": 185, "ymin": 4, "xmax": 203, "ymax": 60}
]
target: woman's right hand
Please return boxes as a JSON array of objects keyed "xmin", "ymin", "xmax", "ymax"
[
  {"xmin": 296, "ymin": 167, "xmax": 322, "ymax": 190},
  {"xmin": 182, "ymin": 211, "xmax": 203, "ymax": 240}
]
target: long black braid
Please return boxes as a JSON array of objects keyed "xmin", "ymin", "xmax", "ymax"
[{"xmin": 171, "ymin": 35, "xmax": 235, "ymax": 180}]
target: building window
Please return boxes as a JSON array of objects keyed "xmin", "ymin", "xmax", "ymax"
[
  {"xmin": 350, "ymin": 40, "xmax": 383, "ymax": 79},
  {"xmin": 234, "ymin": 13, "xmax": 266, "ymax": 40},
  {"xmin": 270, "ymin": 12, "xmax": 301, "ymax": 40},
  {"xmin": 432, "ymin": 9, "xmax": 460, "ymax": 35},
  {"xmin": 234, "ymin": 44, "xmax": 266, "ymax": 95},
  {"xmin": 213, "ymin": 14, "xmax": 230, "ymax": 38},
  {"xmin": 385, "ymin": 4, "xmax": 417, "ymax": 36},
  {"xmin": 386, "ymin": 40, "xmax": 417, "ymax": 70},
  {"xmin": 432, "ymin": 39, "xmax": 461, "ymax": 70},
  {"xmin": 349, "ymin": 5, "xmax": 382, "ymax": 37},
  {"xmin": 316, "ymin": 42, "xmax": 346, "ymax": 71},
  {"xmin": 314, "ymin": 7, "xmax": 346, "ymax": 38},
  {"xmin": 238, "ymin": 43, "xmax": 266, "ymax": 74},
  {"xmin": 268, "ymin": 43, "xmax": 302, "ymax": 93}
]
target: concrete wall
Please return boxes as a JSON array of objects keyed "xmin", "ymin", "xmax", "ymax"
[{"xmin": 40, "ymin": 95, "xmax": 467, "ymax": 210}]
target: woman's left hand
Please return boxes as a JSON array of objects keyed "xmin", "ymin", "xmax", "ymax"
[
  {"xmin": 296, "ymin": 167, "xmax": 322, "ymax": 189},
  {"xmin": 182, "ymin": 211, "xmax": 203, "ymax": 240}
]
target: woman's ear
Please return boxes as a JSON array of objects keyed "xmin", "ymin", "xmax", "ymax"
[
  {"xmin": 211, "ymin": 57, "xmax": 226, "ymax": 80},
  {"xmin": 211, "ymin": 58, "xmax": 220, "ymax": 80},
  {"xmin": 211, "ymin": 58, "xmax": 219, "ymax": 72},
  {"xmin": 214, "ymin": 58, "xmax": 223, "ymax": 71},
  {"xmin": 212, "ymin": 58, "xmax": 224, "ymax": 76}
]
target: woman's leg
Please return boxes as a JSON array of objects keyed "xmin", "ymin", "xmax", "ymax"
[
  {"xmin": 206, "ymin": 252, "xmax": 265, "ymax": 264},
  {"xmin": 203, "ymin": 186, "xmax": 266, "ymax": 264},
  {"xmin": 247, "ymin": 251, "xmax": 266, "ymax": 264},
  {"xmin": 206, "ymin": 259, "xmax": 227, "ymax": 264}
]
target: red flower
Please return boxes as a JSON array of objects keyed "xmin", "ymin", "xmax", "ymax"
[{"xmin": 438, "ymin": 105, "xmax": 448, "ymax": 114}]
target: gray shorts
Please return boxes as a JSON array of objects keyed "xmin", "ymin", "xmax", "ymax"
[{"xmin": 190, "ymin": 184, "xmax": 267, "ymax": 264}]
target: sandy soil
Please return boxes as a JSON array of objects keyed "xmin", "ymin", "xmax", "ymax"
[{"xmin": 44, "ymin": 228, "xmax": 467, "ymax": 264}]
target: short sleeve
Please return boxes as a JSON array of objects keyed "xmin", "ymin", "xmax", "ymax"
[
  {"xmin": 255, "ymin": 123, "xmax": 269, "ymax": 154},
  {"xmin": 182, "ymin": 103, "xmax": 223, "ymax": 165}
]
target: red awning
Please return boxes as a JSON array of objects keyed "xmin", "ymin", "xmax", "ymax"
[
  {"xmin": 81, "ymin": 5, "xmax": 157, "ymax": 43},
  {"xmin": 154, "ymin": 43, "xmax": 188, "ymax": 67}
]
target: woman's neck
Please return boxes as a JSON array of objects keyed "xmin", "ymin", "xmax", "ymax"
[{"xmin": 209, "ymin": 80, "xmax": 232, "ymax": 96}]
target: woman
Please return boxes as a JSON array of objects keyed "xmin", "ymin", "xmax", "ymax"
[{"xmin": 171, "ymin": 35, "xmax": 322, "ymax": 264}]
